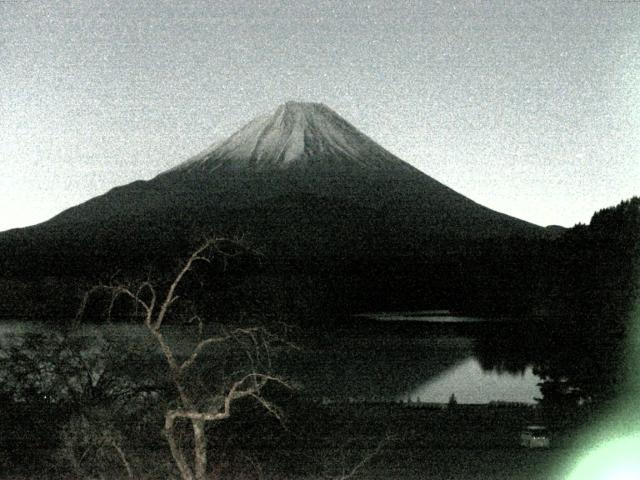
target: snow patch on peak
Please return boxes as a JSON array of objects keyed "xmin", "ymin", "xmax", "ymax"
[
  {"xmin": 281, "ymin": 100, "xmax": 328, "ymax": 113},
  {"xmin": 173, "ymin": 101, "xmax": 414, "ymax": 174}
]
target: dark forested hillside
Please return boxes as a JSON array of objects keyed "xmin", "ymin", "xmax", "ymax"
[{"xmin": 525, "ymin": 197, "xmax": 639, "ymax": 407}]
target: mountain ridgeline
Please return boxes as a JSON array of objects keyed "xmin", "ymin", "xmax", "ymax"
[
  {"xmin": 1, "ymin": 102, "xmax": 541, "ymax": 272},
  {"xmin": 3, "ymin": 102, "xmax": 636, "ymax": 320}
]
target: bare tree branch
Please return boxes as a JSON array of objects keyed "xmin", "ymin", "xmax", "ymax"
[
  {"xmin": 108, "ymin": 436, "xmax": 134, "ymax": 480},
  {"xmin": 154, "ymin": 239, "xmax": 218, "ymax": 330},
  {"xmin": 323, "ymin": 435, "xmax": 390, "ymax": 480},
  {"xmin": 77, "ymin": 236, "xmax": 292, "ymax": 480}
]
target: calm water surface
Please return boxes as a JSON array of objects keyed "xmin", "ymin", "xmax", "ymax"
[{"xmin": 0, "ymin": 318, "xmax": 541, "ymax": 404}]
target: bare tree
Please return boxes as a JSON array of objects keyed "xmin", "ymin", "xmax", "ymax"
[
  {"xmin": 319, "ymin": 436, "xmax": 389, "ymax": 480},
  {"xmin": 60, "ymin": 415, "xmax": 134, "ymax": 480},
  {"xmin": 0, "ymin": 325, "xmax": 166, "ymax": 479},
  {"xmin": 77, "ymin": 238, "xmax": 292, "ymax": 480}
]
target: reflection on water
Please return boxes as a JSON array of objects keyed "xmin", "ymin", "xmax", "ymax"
[
  {"xmin": 355, "ymin": 312, "xmax": 492, "ymax": 323},
  {"xmin": 1, "ymin": 320, "xmax": 543, "ymax": 405},
  {"xmin": 281, "ymin": 323, "xmax": 542, "ymax": 404},
  {"xmin": 403, "ymin": 357, "xmax": 541, "ymax": 404}
]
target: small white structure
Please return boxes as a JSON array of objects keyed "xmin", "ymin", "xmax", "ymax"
[{"xmin": 519, "ymin": 425, "xmax": 551, "ymax": 448}]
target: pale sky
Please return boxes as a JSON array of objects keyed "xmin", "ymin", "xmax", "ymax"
[{"xmin": 1, "ymin": 0, "xmax": 639, "ymax": 232}]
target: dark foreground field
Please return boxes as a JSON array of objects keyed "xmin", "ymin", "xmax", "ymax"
[
  {"xmin": 2, "ymin": 400, "xmax": 584, "ymax": 479},
  {"xmin": 154, "ymin": 402, "xmax": 575, "ymax": 480},
  {"xmin": 226, "ymin": 402, "xmax": 576, "ymax": 480}
]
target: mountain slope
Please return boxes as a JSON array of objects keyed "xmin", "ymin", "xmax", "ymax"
[{"xmin": 0, "ymin": 102, "xmax": 544, "ymax": 277}]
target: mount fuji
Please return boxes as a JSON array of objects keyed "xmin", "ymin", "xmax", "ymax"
[{"xmin": 1, "ymin": 102, "xmax": 543, "ymax": 278}]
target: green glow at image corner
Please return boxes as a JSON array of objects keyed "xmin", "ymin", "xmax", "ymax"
[
  {"xmin": 566, "ymin": 295, "xmax": 640, "ymax": 480},
  {"xmin": 567, "ymin": 434, "xmax": 640, "ymax": 480}
]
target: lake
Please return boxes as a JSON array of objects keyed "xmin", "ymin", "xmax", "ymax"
[
  {"xmin": 282, "ymin": 316, "xmax": 541, "ymax": 404},
  {"xmin": 0, "ymin": 317, "xmax": 541, "ymax": 405}
]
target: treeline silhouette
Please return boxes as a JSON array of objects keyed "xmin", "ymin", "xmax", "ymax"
[
  {"xmin": 473, "ymin": 197, "xmax": 639, "ymax": 407},
  {"xmin": 0, "ymin": 197, "xmax": 638, "ymax": 407},
  {"xmin": 531, "ymin": 197, "xmax": 639, "ymax": 407}
]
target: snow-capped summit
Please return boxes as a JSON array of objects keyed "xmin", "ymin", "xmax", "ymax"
[{"xmin": 177, "ymin": 101, "xmax": 414, "ymax": 173}]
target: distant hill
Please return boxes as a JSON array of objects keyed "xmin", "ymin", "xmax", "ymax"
[{"xmin": 544, "ymin": 225, "xmax": 566, "ymax": 237}]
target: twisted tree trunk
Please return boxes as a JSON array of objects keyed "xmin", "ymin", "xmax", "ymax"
[
  {"xmin": 165, "ymin": 414, "xmax": 194, "ymax": 480},
  {"xmin": 193, "ymin": 419, "xmax": 208, "ymax": 480}
]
